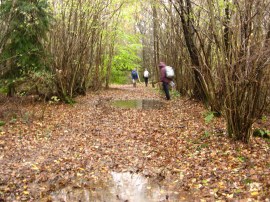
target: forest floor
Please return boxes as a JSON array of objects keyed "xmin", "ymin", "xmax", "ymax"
[{"xmin": 0, "ymin": 84, "xmax": 269, "ymax": 202}]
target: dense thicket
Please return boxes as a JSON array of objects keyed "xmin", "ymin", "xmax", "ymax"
[
  {"xmin": 0, "ymin": 0, "xmax": 51, "ymax": 96},
  {"xmin": 0, "ymin": 0, "xmax": 137, "ymax": 101},
  {"xmin": 141, "ymin": 0, "xmax": 270, "ymax": 142}
]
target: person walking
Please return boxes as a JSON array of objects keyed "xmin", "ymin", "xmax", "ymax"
[
  {"xmin": 143, "ymin": 69, "xmax": 149, "ymax": 87},
  {"xmin": 131, "ymin": 69, "xmax": 138, "ymax": 87},
  {"xmin": 159, "ymin": 62, "xmax": 171, "ymax": 100}
]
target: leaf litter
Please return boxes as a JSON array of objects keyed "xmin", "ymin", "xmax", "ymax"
[{"xmin": 0, "ymin": 84, "xmax": 269, "ymax": 201}]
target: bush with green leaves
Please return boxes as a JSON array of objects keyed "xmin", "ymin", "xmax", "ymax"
[
  {"xmin": 0, "ymin": 0, "xmax": 52, "ymax": 95},
  {"xmin": 110, "ymin": 69, "xmax": 130, "ymax": 84},
  {"xmin": 111, "ymin": 32, "xmax": 142, "ymax": 83},
  {"xmin": 0, "ymin": 121, "xmax": 5, "ymax": 127}
]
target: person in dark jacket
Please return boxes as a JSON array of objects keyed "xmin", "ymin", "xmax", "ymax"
[
  {"xmin": 131, "ymin": 69, "xmax": 138, "ymax": 87},
  {"xmin": 159, "ymin": 62, "xmax": 171, "ymax": 100}
]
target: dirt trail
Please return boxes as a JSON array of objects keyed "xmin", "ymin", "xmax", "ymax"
[{"xmin": 0, "ymin": 84, "xmax": 269, "ymax": 201}]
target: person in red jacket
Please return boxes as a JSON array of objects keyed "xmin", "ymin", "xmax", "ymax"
[{"xmin": 159, "ymin": 62, "xmax": 171, "ymax": 100}]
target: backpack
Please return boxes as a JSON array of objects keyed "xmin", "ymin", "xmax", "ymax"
[
  {"xmin": 131, "ymin": 70, "xmax": 138, "ymax": 79},
  {"xmin": 143, "ymin": 70, "xmax": 149, "ymax": 78},
  {"xmin": 165, "ymin": 66, "xmax": 174, "ymax": 79}
]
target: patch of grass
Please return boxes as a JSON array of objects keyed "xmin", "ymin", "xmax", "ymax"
[
  {"xmin": 0, "ymin": 121, "xmax": 5, "ymax": 126},
  {"xmin": 237, "ymin": 156, "xmax": 247, "ymax": 162},
  {"xmin": 0, "ymin": 86, "xmax": 8, "ymax": 94},
  {"xmin": 171, "ymin": 90, "xmax": 180, "ymax": 98},
  {"xmin": 236, "ymin": 147, "xmax": 241, "ymax": 153},
  {"xmin": 201, "ymin": 131, "xmax": 211, "ymax": 140},
  {"xmin": 201, "ymin": 143, "xmax": 209, "ymax": 148},
  {"xmin": 10, "ymin": 118, "xmax": 17, "ymax": 123},
  {"xmin": 243, "ymin": 178, "xmax": 253, "ymax": 184},
  {"xmin": 191, "ymin": 139, "xmax": 200, "ymax": 144},
  {"xmin": 203, "ymin": 110, "xmax": 222, "ymax": 124},
  {"xmin": 196, "ymin": 143, "xmax": 209, "ymax": 151},
  {"xmin": 63, "ymin": 95, "xmax": 75, "ymax": 105},
  {"xmin": 253, "ymin": 128, "xmax": 270, "ymax": 139},
  {"xmin": 203, "ymin": 111, "xmax": 215, "ymax": 124},
  {"xmin": 261, "ymin": 115, "xmax": 267, "ymax": 122}
]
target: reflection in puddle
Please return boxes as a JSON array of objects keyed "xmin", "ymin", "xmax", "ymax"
[
  {"xmin": 51, "ymin": 172, "xmax": 187, "ymax": 202},
  {"xmin": 111, "ymin": 99, "xmax": 163, "ymax": 109}
]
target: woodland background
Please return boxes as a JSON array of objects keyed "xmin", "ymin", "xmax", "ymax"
[
  {"xmin": 0, "ymin": 0, "xmax": 270, "ymax": 201},
  {"xmin": 1, "ymin": 0, "xmax": 269, "ymax": 142}
]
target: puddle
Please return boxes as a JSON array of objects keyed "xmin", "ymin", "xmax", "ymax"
[
  {"xmin": 51, "ymin": 172, "xmax": 190, "ymax": 202},
  {"xmin": 111, "ymin": 99, "xmax": 163, "ymax": 109}
]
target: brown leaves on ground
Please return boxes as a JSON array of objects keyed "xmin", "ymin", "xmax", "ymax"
[{"xmin": 0, "ymin": 84, "xmax": 269, "ymax": 201}]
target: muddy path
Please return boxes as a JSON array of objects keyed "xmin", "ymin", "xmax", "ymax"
[{"xmin": 0, "ymin": 84, "xmax": 269, "ymax": 201}]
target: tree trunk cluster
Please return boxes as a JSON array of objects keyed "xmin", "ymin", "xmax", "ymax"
[{"xmin": 141, "ymin": 0, "xmax": 270, "ymax": 142}]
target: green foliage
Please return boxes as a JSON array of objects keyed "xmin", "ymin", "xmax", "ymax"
[
  {"xmin": 171, "ymin": 90, "xmax": 180, "ymax": 98},
  {"xmin": 201, "ymin": 131, "xmax": 210, "ymax": 140},
  {"xmin": 0, "ymin": 0, "xmax": 52, "ymax": 80},
  {"xmin": 112, "ymin": 31, "xmax": 142, "ymax": 71},
  {"xmin": 10, "ymin": 118, "xmax": 17, "ymax": 123},
  {"xmin": 243, "ymin": 178, "xmax": 253, "ymax": 184},
  {"xmin": 111, "ymin": 69, "xmax": 129, "ymax": 84},
  {"xmin": 196, "ymin": 143, "xmax": 209, "ymax": 151},
  {"xmin": 203, "ymin": 110, "xmax": 221, "ymax": 124},
  {"xmin": 261, "ymin": 115, "xmax": 267, "ymax": 123},
  {"xmin": 110, "ymin": 31, "xmax": 142, "ymax": 84},
  {"xmin": 0, "ymin": 121, "xmax": 5, "ymax": 126},
  {"xmin": 63, "ymin": 95, "xmax": 75, "ymax": 105},
  {"xmin": 253, "ymin": 128, "xmax": 270, "ymax": 139},
  {"xmin": 0, "ymin": 69, "xmax": 54, "ymax": 98},
  {"xmin": 0, "ymin": 84, "xmax": 8, "ymax": 94},
  {"xmin": 237, "ymin": 156, "xmax": 247, "ymax": 163},
  {"xmin": 204, "ymin": 111, "xmax": 215, "ymax": 124}
]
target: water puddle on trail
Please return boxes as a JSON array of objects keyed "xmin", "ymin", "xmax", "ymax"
[
  {"xmin": 111, "ymin": 99, "xmax": 163, "ymax": 110},
  {"xmin": 51, "ymin": 172, "xmax": 190, "ymax": 202}
]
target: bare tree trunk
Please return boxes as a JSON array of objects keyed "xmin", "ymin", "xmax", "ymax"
[
  {"xmin": 174, "ymin": 0, "xmax": 207, "ymax": 102},
  {"xmin": 152, "ymin": 2, "xmax": 160, "ymax": 81}
]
